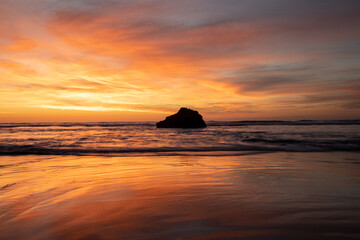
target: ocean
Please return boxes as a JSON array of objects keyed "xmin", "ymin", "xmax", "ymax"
[
  {"xmin": 1, "ymin": 120, "xmax": 359, "ymax": 155},
  {"xmin": 1, "ymin": 121, "xmax": 360, "ymax": 239}
]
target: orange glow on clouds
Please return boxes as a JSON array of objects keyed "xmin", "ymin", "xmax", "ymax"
[{"xmin": 1, "ymin": 0, "xmax": 360, "ymax": 122}]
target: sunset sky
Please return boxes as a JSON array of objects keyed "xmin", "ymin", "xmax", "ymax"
[{"xmin": 1, "ymin": 0, "xmax": 360, "ymax": 122}]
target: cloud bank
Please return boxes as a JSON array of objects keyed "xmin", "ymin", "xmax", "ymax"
[{"xmin": 1, "ymin": 0, "xmax": 360, "ymax": 121}]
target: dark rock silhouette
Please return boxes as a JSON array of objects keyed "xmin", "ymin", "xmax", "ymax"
[{"xmin": 156, "ymin": 108, "xmax": 207, "ymax": 128}]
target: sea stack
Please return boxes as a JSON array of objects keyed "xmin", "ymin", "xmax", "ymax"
[{"xmin": 156, "ymin": 107, "xmax": 207, "ymax": 128}]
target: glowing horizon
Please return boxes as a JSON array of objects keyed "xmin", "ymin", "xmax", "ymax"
[{"xmin": 1, "ymin": 0, "xmax": 360, "ymax": 122}]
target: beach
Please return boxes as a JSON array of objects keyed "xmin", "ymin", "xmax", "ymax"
[
  {"xmin": 1, "ymin": 152, "xmax": 360, "ymax": 240},
  {"xmin": 2, "ymin": 0, "xmax": 360, "ymax": 239}
]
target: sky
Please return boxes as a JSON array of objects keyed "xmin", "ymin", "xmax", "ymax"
[{"xmin": 0, "ymin": 0, "xmax": 360, "ymax": 122}]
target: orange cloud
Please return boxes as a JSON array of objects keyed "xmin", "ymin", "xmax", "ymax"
[
  {"xmin": 4, "ymin": 37, "xmax": 38, "ymax": 52},
  {"xmin": 0, "ymin": 0, "xmax": 360, "ymax": 121}
]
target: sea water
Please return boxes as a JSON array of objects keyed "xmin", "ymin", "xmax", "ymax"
[
  {"xmin": 0, "ymin": 120, "xmax": 359, "ymax": 155},
  {"xmin": 0, "ymin": 121, "xmax": 359, "ymax": 239}
]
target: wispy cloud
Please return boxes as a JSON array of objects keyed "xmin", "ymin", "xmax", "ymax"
[{"xmin": 1, "ymin": 0, "xmax": 360, "ymax": 121}]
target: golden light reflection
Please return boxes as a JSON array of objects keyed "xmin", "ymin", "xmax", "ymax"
[{"xmin": 1, "ymin": 153, "xmax": 359, "ymax": 239}]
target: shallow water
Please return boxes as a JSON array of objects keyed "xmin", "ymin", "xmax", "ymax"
[{"xmin": 1, "ymin": 152, "xmax": 360, "ymax": 239}]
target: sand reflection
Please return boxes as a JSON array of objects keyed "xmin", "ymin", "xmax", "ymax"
[{"xmin": 1, "ymin": 153, "xmax": 360, "ymax": 239}]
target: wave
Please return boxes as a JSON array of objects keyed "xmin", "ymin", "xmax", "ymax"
[
  {"xmin": 0, "ymin": 142, "xmax": 359, "ymax": 156},
  {"xmin": 0, "ymin": 120, "xmax": 359, "ymax": 129},
  {"xmin": 1, "ymin": 121, "xmax": 359, "ymax": 156},
  {"xmin": 207, "ymin": 120, "xmax": 360, "ymax": 126},
  {"xmin": 0, "ymin": 122, "xmax": 155, "ymax": 129},
  {"xmin": 0, "ymin": 144, "xmax": 276, "ymax": 155}
]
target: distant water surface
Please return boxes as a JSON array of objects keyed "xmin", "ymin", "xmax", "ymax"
[{"xmin": 0, "ymin": 120, "xmax": 359, "ymax": 155}]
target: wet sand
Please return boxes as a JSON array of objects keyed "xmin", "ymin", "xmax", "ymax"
[{"xmin": 1, "ymin": 152, "xmax": 360, "ymax": 239}]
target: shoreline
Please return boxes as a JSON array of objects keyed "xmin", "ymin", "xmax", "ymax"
[{"xmin": 1, "ymin": 149, "xmax": 360, "ymax": 158}]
